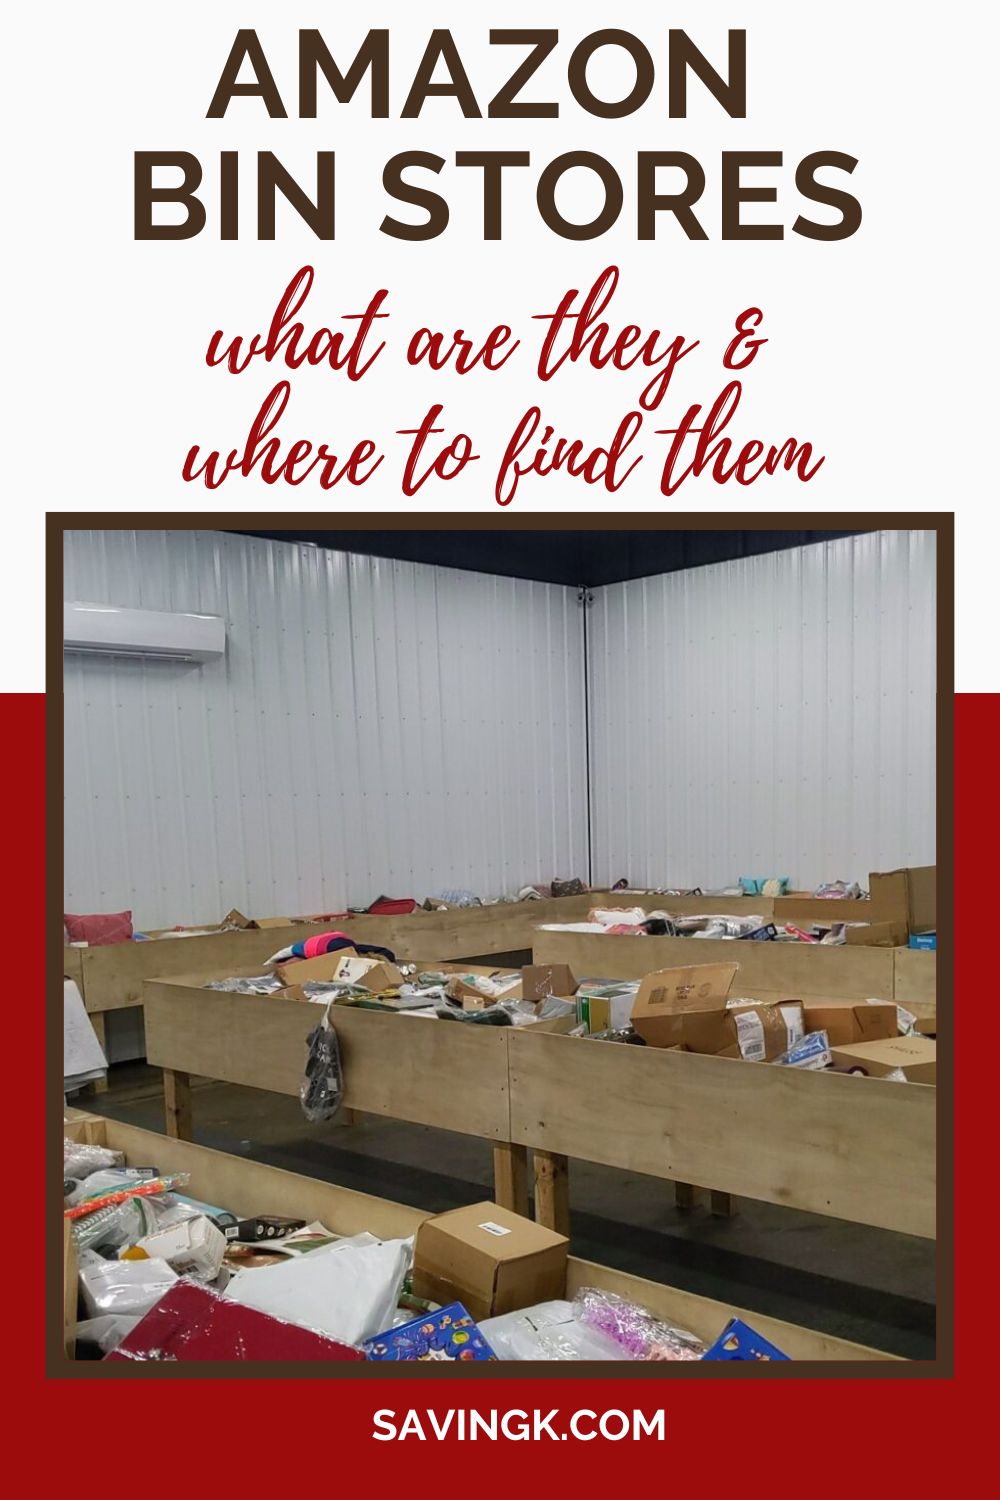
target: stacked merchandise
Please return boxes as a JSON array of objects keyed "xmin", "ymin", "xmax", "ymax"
[
  {"xmin": 540, "ymin": 904, "xmax": 874, "ymax": 943},
  {"xmin": 64, "ymin": 1137, "xmax": 789, "ymax": 1365},
  {"xmin": 577, "ymin": 961, "xmax": 937, "ymax": 1082},
  {"xmin": 206, "ymin": 942, "xmax": 580, "ymax": 1033}
]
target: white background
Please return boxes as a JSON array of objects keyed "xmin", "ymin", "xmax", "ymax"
[{"xmin": 8, "ymin": 3, "xmax": 993, "ymax": 687}]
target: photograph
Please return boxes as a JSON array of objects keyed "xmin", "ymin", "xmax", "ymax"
[{"xmin": 55, "ymin": 521, "xmax": 944, "ymax": 1373}]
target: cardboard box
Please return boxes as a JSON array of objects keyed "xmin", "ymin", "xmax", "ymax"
[
  {"xmin": 630, "ymin": 964, "xmax": 803, "ymax": 1058},
  {"xmin": 277, "ymin": 949, "xmax": 359, "ymax": 984},
  {"xmin": 633, "ymin": 963, "xmax": 739, "ymax": 1026},
  {"xmin": 445, "ymin": 971, "xmax": 523, "ymax": 1005},
  {"xmin": 222, "ymin": 909, "xmax": 255, "ymax": 929},
  {"xmin": 254, "ymin": 916, "xmax": 296, "ymax": 929},
  {"xmin": 716, "ymin": 1002, "xmax": 805, "ymax": 1062},
  {"xmin": 333, "ymin": 955, "xmax": 405, "ymax": 992},
  {"xmin": 521, "ymin": 964, "xmax": 578, "ymax": 1001},
  {"xmin": 869, "ymin": 866, "xmax": 936, "ymax": 937},
  {"xmin": 828, "ymin": 1035, "xmax": 936, "ymax": 1084},
  {"xmin": 412, "ymin": 1202, "xmax": 568, "ymax": 1322},
  {"xmin": 802, "ymin": 998, "xmax": 898, "ymax": 1046},
  {"xmin": 844, "ymin": 919, "xmax": 909, "ymax": 947},
  {"xmin": 909, "ymin": 931, "xmax": 937, "ymax": 950}
]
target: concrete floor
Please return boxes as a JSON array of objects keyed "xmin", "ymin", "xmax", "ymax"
[{"xmin": 87, "ymin": 1062, "xmax": 936, "ymax": 1359}]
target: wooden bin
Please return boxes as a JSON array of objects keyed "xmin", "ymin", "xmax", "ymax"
[
  {"xmin": 142, "ymin": 972, "xmax": 533, "ymax": 1215},
  {"xmin": 531, "ymin": 928, "xmax": 900, "ymax": 1000},
  {"xmin": 507, "ymin": 1028, "xmax": 935, "ymax": 1242},
  {"xmin": 61, "ymin": 1114, "xmax": 897, "ymax": 1363}
]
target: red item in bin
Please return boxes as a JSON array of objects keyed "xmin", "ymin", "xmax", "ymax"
[
  {"xmin": 368, "ymin": 897, "xmax": 416, "ymax": 916},
  {"xmin": 105, "ymin": 1282, "xmax": 365, "ymax": 1362}
]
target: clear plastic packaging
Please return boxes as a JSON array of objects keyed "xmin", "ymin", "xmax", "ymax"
[
  {"xmin": 75, "ymin": 1314, "xmax": 142, "ymax": 1355},
  {"xmin": 300, "ymin": 1007, "xmax": 343, "ymax": 1122},
  {"xmin": 64, "ymin": 1139, "xmax": 123, "ymax": 1182},
  {"xmin": 572, "ymin": 1287, "xmax": 704, "ymax": 1360},
  {"xmin": 78, "ymin": 1248, "xmax": 179, "ymax": 1318},
  {"xmin": 480, "ymin": 1301, "xmax": 629, "ymax": 1361},
  {"xmin": 205, "ymin": 974, "xmax": 284, "ymax": 995}
]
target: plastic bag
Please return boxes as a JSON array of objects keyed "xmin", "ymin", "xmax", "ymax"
[
  {"xmin": 75, "ymin": 1314, "xmax": 142, "ymax": 1355},
  {"xmin": 223, "ymin": 1236, "xmax": 412, "ymax": 1346},
  {"xmin": 300, "ymin": 1006, "xmax": 343, "ymax": 1122},
  {"xmin": 64, "ymin": 1139, "xmax": 123, "ymax": 1182},
  {"xmin": 572, "ymin": 1288, "xmax": 704, "ymax": 1360},
  {"xmin": 78, "ymin": 1249, "xmax": 178, "ymax": 1318},
  {"xmin": 205, "ymin": 974, "xmax": 284, "ymax": 995},
  {"xmin": 480, "ymin": 1301, "xmax": 629, "ymax": 1361}
]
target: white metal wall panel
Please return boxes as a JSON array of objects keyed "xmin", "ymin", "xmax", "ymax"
[
  {"xmin": 587, "ymin": 532, "xmax": 937, "ymax": 890},
  {"xmin": 63, "ymin": 530, "xmax": 588, "ymax": 928}
]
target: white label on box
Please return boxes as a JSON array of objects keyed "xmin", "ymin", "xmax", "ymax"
[
  {"xmin": 735, "ymin": 1011, "xmax": 766, "ymax": 1062},
  {"xmin": 478, "ymin": 1221, "xmax": 512, "ymax": 1237},
  {"xmin": 779, "ymin": 1005, "xmax": 805, "ymax": 1048}
]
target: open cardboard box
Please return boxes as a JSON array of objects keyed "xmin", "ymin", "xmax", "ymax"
[
  {"xmin": 829, "ymin": 1035, "xmax": 936, "ymax": 1084},
  {"xmin": 630, "ymin": 962, "xmax": 805, "ymax": 1060}
]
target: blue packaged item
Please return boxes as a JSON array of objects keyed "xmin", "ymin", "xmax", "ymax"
[
  {"xmin": 909, "ymin": 932, "xmax": 936, "ymax": 950},
  {"xmin": 702, "ymin": 1317, "xmax": 789, "ymax": 1362},
  {"xmin": 365, "ymin": 1302, "xmax": 497, "ymax": 1362},
  {"xmin": 773, "ymin": 1030, "xmax": 831, "ymax": 1070},
  {"xmin": 743, "ymin": 923, "xmax": 778, "ymax": 941}
]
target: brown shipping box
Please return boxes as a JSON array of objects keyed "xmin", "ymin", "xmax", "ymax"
[
  {"xmin": 802, "ymin": 998, "xmax": 898, "ymax": 1046},
  {"xmin": 521, "ymin": 964, "xmax": 579, "ymax": 1001},
  {"xmin": 412, "ymin": 1202, "xmax": 568, "ymax": 1321},
  {"xmin": 829, "ymin": 1036, "xmax": 936, "ymax": 1084},
  {"xmin": 869, "ymin": 866, "xmax": 936, "ymax": 937},
  {"xmin": 716, "ymin": 1001, "xmax": 805, "ymax": 1062},
  {"xmin": 630, "ymin": 963, "xmax": 803, "ymax": 1058},
  {"xmin": 276, "ymin": 949, "xmax": 360, "ymax": 983}
]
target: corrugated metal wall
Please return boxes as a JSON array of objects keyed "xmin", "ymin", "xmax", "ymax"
[
  {"xmin": 63, "ymin": 530, "xmax": 588, "ymax": 928},
  {"xmin": 587, "ymin": 531, "xmax": 937, "ymax": 890}
]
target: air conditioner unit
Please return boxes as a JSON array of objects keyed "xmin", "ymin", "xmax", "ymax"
[{"xmin": 63, "ymin": 602, "xmax": 226, "ymax": 663}]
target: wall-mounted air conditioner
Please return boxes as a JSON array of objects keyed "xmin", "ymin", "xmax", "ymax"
[{"xmin": 63, "ymin": 602, "xmax": 226, "ymax": 663}]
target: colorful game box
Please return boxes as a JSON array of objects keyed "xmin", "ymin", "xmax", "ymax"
[
  {"xmin": 701, "ymin": 1317, "xmax": 789, "ymax": 1361},
  {"xmin": 365, "ymin": 1302, "xmax": 497, "ymax": 1361}
]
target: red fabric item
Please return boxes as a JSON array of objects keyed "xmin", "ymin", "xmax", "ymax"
[
  {"xmin": 64, "ymin": 910, "xmax": 133, "ymax": 945},
  {"xmin": 105, "ymin": 1282, "xmax": 365, "ymax": 1362},
  {"xmin": 368, "ymin": 897, "xmax": 416, "ymax": 915}
]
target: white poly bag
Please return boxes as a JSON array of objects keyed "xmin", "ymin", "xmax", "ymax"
[
  {"xmin": 223, "ymin": 1236, "xmax": 411, "ymax": 1346},
  {"xmin": 78, "ymin": 1250, "xmax": 178, "ymax": 1318},
  {"xmin": 479, "ymin": 1300, "xmax": 628, "ymax": 1361}
]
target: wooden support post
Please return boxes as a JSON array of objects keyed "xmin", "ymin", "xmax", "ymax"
[
  {"xmin": 163, "ymin": 1067, "xmax": 193, "ymax": 1141},
  {"xmin": 533, "ymin": 1150, "xmax": 571, "ymax": 1236},
  {"xmin": 89, "ymin": 1012, "xmax": 108, "ymax": 1095},
  {"xmin": 674, "ymin": 1182, "xmax": 697, "ymax": 1210},
  {"xmin": 493, "ymin": 1142, "xmax": 529, "ymax": 1218},
  {"xmin": 710, "ymin": 1190, "xmax": 735, "ymax": 1217}
]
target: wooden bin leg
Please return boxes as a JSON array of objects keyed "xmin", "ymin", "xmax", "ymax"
[
  {"xmin": 674, "ymin": 1182, "xmax": 697, "ymax": 1210},
  {"xmin": 710, "ymin": 1190, "xmax": 735, "ymax": 1217},
  {"xmin": 89, "ymin": 1012, "xmax": 108, "ymax": 1095},
  {"xmin": 163, "ymin": 1068, "xmax": 193, "ymax": 1141},
  {"xmin": 533, "ymin": 1150, "xmax": 570, "ymax": 1236},
  {"xmin": 493, "ymin": 1142, "xmax": 529, "ymax": 1218}
]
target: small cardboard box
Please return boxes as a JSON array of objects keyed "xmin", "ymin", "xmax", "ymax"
[
  {"xmin": 222, "ymin": 909, "xmax": 255, "ymax": 929},
  {"xmin": 803, "ymin": 998, "xmax": 898, "ymax": 1046},
  {"xmin": 520, "ymin": 964, "xmax": 578, "ymax": 1002},
  {"xmin": 333, "ymin": 955, "xmax": 405, "ymax": 992},
  {"xmin": 412, "ymin": 1202, "xmax": 568, "ymax": 1322},
  {"xmin": 632, "ymin": 966, "xmax": 734, "ymax": 1038},
  {"xmin": 829, "ymin": 1035, "xmax": 936, "ymax": 1084},
  {"xmin": 716, "ymin": 1001, "xmax": 805, "ymax": 1062},
  {"xmin": 445, "ymin": 971, "xmax": 523, "ymax": 1005},
  {"xmin": 254, "ymin": 916, "xmax": 296, "ymax": 929},
  {"xmin": 278, "ymin": 949, "xmax": 359, "ymax": 983}
]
